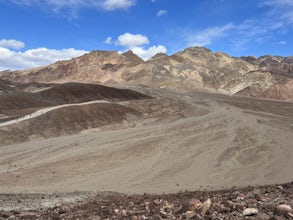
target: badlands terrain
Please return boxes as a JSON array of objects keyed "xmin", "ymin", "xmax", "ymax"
[{"xmin": 0, "ymin": 47, "xmax": 293, "ymax": 219}]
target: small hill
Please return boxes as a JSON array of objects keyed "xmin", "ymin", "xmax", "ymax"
[
  {"xmin": 236, "ymin": 79, "xmax": 293, "ymax": 101},
  {"xmin": 0, "ymin": 103, "xmax": 142, "ymax": 145},
  {"xmin": 0, "ymin": 82, "xmax": 151, "ymax": 117},
  {"xmin": 38, "ymin": 82, "xmax": 151, "ymax": 104}
]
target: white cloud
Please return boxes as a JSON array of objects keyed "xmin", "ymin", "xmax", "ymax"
[
  {"xmin": 187, "ymin": 24, "xmax": 235, "ymax": 46},
  {"xmin": 157, "ymin": 10, "xmax": 167, "ymax": 16},
  {"xmin": 104, "ymin": 37, "xmax": 112, "ymax": 44},
  {"xmin": 103, "ymin": 0, "xmax": 135, "ymax": 10},
  {"xmin": 0, "ymin": 39, "xmax": 25, "ymax": 50},
  {"xmin": 0, "ymin": 44, "xmax": 88, "ymax": 70},
  {"xmin": 9, "ymin": 0, "xmax": 136, "ymax": 15},
  {"xmin": 117, "ymin": 33, "xmax": 149, "ymax": 48},
  {"xmin": 131, "ymin": 45, "xmax": 167, "ymax": 60},
  {"xmin": 262, "ymin": 0, "xmax": 293, "ymax": 23},
  {"xmin": 113, "ymin": 33, "xmax": 167, "ymax": 60},
  {"xmin": 278, "ymin": 40, "xmax": 287, "ymax": 45}
]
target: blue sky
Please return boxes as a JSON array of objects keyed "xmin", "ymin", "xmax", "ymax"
[{"xmin": 0, "ymin": 0, "xmax": 293, "ymax": 70}]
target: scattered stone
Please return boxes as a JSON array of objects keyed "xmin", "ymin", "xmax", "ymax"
[
  {"xmin": 226, "ymin": 200, "xmax": 235, "ymax": 209},
  {"xmin": 184, "ymin": 210, "xmax": 202, "ymax": 219},
  {"xmin": 189, "ymin": 199, "xmax": 202, "ymax": 211},
  {"xmin": 58, "ymin": 208, "xmax": 66, "ymax": 214},
  {"xmin": 253, "ymin": 189, "xmax": 263, "ymax": 201},
  {"xmin": 159, "ymin": 210, "xmax": 168, "ymax": 218},
  {"xmin": 236, "ymin": 195, "xmax": 244, "ymax": 201},
  {"xmin": 0, "ymin": 182, "xmax": 292, "ymax": 219},
  {"xmin": 243, "ymin": 208, "xmax": 258, "ymax": 216},
  {"xmin": 162, "ymin": 200, "xmax": 174, "ymax": 211},
  {"xmin": 276, "ymin": 204, "xmax": 292, "ymax": 214},
  {"xmin": 131, "ymin": 215, "xmax": 138, "ymax": 220},
  {"xmin": 212, "ymin": 203, "xmax": 231, "ymax": 213},
  {"xmin": 121, "ymin": 209, "xmax": 127, "ymax": 217},
  {"xmin": 153, "ymin": 199, "xmax": 162, "ymax": 205},
  {"xmin": 184, "ymin": 210, "xmax": 196, "ymax": 219},
  {"xmin": 201, "ymin": 198, "xmax": 212, "ymax": 215}
]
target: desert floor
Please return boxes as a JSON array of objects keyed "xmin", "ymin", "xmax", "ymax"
[{"xmin": 0, "ymin": 87, "xmax": 292, "ymax": 195}]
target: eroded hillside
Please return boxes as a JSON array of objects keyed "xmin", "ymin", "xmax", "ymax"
[{"xmin": 1, "ymin": 47, "xmax": 292, "ymax": 101}]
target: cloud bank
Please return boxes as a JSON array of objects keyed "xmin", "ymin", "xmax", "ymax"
[{"xmin": 0, "ymin": 40, "xmax": 88, "ymax": 70}]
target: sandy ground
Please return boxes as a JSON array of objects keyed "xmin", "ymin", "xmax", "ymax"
[{"xmin": 0, "ymin": 88, "xmax": 292, "ymax": 194}]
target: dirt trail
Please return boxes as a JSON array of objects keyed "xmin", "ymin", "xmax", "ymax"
[{"xmin": 0, "ymin": 100, "xmax": 110, "ymax": 127}]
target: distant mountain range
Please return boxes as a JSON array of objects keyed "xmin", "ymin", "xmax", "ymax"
[{"xmin": 1, "ymin": 47, "xmax": 292, "ymax": 101}]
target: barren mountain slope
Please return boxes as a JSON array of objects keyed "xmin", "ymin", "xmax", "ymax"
[
  {"xmin": 240, "ymin": 55, "xmax": 293, "ymax": 79},
  {"xmin": 0, "ymin": 50, "xmax": 143, "ymax": 84},
  {"xmin": 1, "ymin": 47, "xmax": 292, "ymax": 101},
  {"xmin": 123, "ymin": 48, "xmax": 274, "ymax": 94},
  {"xmin": 236, "ymin": 79, "xmax": 293, "ymax": 101}
]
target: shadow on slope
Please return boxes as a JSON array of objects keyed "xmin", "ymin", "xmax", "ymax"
[
  {"xmin": 0, "ymin": 82, "xmax": 151, "ymax": 117},
  {"xmin": 0, "ymin": 103, "xmax": 142, "ymax": 146}
]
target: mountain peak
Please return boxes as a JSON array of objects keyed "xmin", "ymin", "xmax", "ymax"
[
  {"xmin": 183, "ymin": 46, "xmax": 212, "ymax": 53},
  {"xmin": 176, "ymin": 46, "xmax": 213, "ymax": 59},
  {"xmin": 149, "ymin": 53, "xmax": 168, "ymax": 61},
  {"xmin": 122, "ymin": 50, "xmax": 144, "ymax": 65}
]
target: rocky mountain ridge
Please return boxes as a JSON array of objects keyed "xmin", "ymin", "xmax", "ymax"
[{"xmin": 1, "ymin": 47, "xmax": 292, "ymax": 101}]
